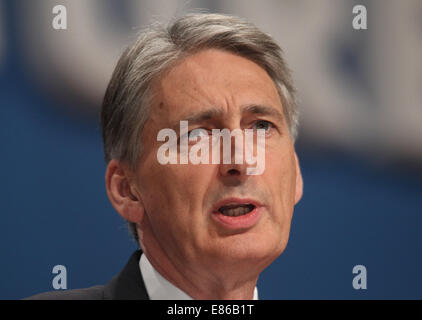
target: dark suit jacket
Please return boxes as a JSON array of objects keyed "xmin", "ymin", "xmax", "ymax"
[{"xmin": 25, "ymin": 250, "xmax": 150, "ymax": 300}]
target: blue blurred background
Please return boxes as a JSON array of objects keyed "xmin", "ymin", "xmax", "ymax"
[{"xmin": 1, "ymin": 0, "xmax": 421, "ymax": 299}]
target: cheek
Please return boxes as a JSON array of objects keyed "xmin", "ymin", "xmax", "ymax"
[
  {"xmin": 263, "ymin": 149, "xmax": 296, "ymax": 254},
  {"xmin": 140, "ymin": 163, "xmax": 216, "ymax": 254},
  {"xmin": 139, "ymin": 160, "xmax": 213, "ymax": 226},
  {"xmin": 158, "ymin": 164, "xmax": 213, "ymax": 200},
  {"xmin": 265, "ymin": 145, "xmax": 297, "ymax": 215}
]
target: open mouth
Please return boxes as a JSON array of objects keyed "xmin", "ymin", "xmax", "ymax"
[
  {"xmin": 218, "ymin": 204, "xmax": 256, "ymax": 217},
  {"xmin": 211, "ymin": 198, "xmax": 262, "ymax": 229}
]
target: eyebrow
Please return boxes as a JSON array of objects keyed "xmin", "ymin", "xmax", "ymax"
[
  {"xmin": 184, "ymin": 108, "xmax": 223, "ymax": 124},
  {"xmin": 170, "ymin": 104, "xmax": 284, "ymax": 130},
  {"xmin": 241, "ymin": 104, "xmax": 284, "ymax": 123}
]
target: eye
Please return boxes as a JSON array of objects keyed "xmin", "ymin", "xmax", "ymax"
[
  {"xmin": 188, "ymin": 128, "xmax": 210, "ymax": 144},
  {"xmin": 253, "ymin": 120, "xmax": 274, "ymax": 133},
  {"xmin": 189, "ymin": 128, "xmax": 208, "ymax": 138}
]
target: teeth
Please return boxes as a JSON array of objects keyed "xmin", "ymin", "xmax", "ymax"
[{"xmin": 219, "ymin": 205, "xmax": 254, "ymax": 216}]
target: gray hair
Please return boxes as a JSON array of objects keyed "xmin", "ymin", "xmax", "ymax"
[{"xmin": 101, "ymin": 13, "xmax": 299, "ymax": 242}]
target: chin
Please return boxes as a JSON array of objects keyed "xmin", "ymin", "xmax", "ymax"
[{"xmin": 210, "ymin": 232, "xmax": 287, "ymax": 268}]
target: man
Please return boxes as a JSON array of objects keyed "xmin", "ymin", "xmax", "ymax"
[{"xmin": 28, "ymin": 12, "xmax": 303, "ymax": 300}]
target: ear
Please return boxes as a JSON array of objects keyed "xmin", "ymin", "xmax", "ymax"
[
  {"xmin": 294, "ymin": 152, "xmax": 303, "ymax": 204},
  {"xmin": 105, "ymin": 159, "xmax": 145, "ymax": 224}
]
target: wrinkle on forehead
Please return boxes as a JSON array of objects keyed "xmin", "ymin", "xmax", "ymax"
[{"xmin": 156, "ymin": 49, "xmax": 281, "ymax": 115}]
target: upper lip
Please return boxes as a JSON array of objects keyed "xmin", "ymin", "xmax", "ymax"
[{"xmin": 211, "ymin": 197, "xmax": 263, "ymax": 214}]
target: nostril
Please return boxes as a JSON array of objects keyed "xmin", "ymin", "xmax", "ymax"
[{"xmin": 227, "ymin": 169, "xmax": 240, "ymax": 175}]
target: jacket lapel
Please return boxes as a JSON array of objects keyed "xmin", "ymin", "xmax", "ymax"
[{"xmin": 103, "ymin": 249, "xmax": 150, "ymax": 300}]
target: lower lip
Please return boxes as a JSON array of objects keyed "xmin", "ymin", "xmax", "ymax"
[{"xmin": 211, "ymin": 206, "xmax": 262, "ymax": 230}]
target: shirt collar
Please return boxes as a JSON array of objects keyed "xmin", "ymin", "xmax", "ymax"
[{"xmin": 139, "ymin": 252, "xmax": 258, "ymax": 300}]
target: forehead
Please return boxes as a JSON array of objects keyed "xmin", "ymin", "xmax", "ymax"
[{"xmin": 150, "ymin": 48, "xmax": 282, "ymax": 124}]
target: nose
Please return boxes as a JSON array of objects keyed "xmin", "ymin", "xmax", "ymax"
[
  {"xmin": 219, "ymin": 163, "xmax": 249, "ymax": 187},
  {"xmin": 217, "ymin": 132, "xmax": 249, "ymax": 183}
]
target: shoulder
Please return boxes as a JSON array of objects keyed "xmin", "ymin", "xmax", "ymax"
[
  {"xmin": 24, "ymin": 285, "xmax": 105, "ymax": 300},
  {"xmin": 23, "ymin": 249, "xmax": 148, "ymax": 300}
]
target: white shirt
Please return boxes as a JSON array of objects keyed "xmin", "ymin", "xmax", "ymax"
[{"xmin": 139, "ymin": 253, "xmax": 258, "ymax": 300}]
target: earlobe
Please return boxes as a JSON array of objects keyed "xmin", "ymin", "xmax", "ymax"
[
  {"xmin": 294, "ymin": 152, "xmax": 303, "ymax": 204},
  {"xmin": 105, "ymin": 159, "xmax": 145, "ymax": 223}
]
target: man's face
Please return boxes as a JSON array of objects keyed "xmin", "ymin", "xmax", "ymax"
[{"xmin": 133, "ymin": 48, "xmax": 302, "ymax": 276}]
